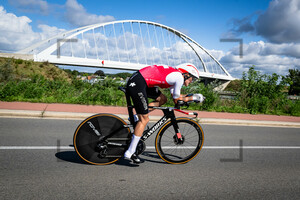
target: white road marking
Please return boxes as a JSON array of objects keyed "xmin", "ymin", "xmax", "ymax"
[
  {"xmin": 149, "ymin": 146, "xmax": 300, "ymax": 149},
  {"xmin": 0, "ymin": 146, "xmax": 300, "ymax": 150},
  {"xmin": 0, "ymin": 146, "xmax": 73, "ymax": 150}
]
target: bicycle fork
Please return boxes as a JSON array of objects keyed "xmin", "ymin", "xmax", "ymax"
[
  {"xmin": 169, "ymin": 112, "xmax": 185, "ymax": 145},
  {"xmin": 145, "ymin": 108, "xmax": 184, "ymax": 145}
]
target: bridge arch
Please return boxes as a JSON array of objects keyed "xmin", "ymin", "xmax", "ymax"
[{"xmin": 18, "ymin": 20, "xmax": 233, "ymax": 81}]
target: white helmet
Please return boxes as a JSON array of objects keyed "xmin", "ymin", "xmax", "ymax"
[{"xmin": 176, "ymin": 63, "xmax": 200, "ymax": 79}]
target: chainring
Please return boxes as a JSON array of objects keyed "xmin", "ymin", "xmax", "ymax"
[{"xmin": 135, "ymin": 140, "xmax": 146, "ymax": 155}]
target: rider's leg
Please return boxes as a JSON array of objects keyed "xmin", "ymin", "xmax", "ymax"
[
  {"xmin": 149, "ymin": 93, "xmax": 167, "ymax": 111},
  {"xmin": 134, "ymin": 114, "xmax": 149, "ymax": 137},
  {"xmin": 125, "ymin": 94, "xmax": 164, "ymax": 157},
  {"xmin": 124, "ymin": 114, "xmax": 149, "ymax": 160},
  {"xmin": 124, "ymin": 72, "xmax": 149, "ymax": 163}
]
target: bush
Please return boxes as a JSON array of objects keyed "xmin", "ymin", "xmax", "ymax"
[
  {"xmin": 283, "ymin": 69, "xmax": 300, "ymax": 95},
  {"xmin": 0, "ymin": 63, "xmax": 299, "ymax": 116},
  {"xmin": 0, "ymin": 81, "xmax": 18, "ymax": 100},
  {"xmin": 238, "ymin": 67, "xmax": 288, "ymax": 114},
  {"xmin": 225, "ymin": 79, "xmax": 241, "ymax": 91},
  {"xmin": 0, "ymin": 59, "xmax": 14, "ymax": 82}
]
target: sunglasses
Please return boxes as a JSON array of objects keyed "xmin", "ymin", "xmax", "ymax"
[
  {"xmin": 189, "ymin": 75, "xmax": 197, "ymax": 82},
  {"xmin": 184, "ymin": 73, "xmax": 197, "ymax": 82}
]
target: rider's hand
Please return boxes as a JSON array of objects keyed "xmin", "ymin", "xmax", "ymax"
[{"xmin": 193, "ymin": 94, "xmax": 205, "ymax": 103}]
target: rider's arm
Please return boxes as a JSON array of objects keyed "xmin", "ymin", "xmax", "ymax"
[
  {"xmin": 167, "ymin": 72, "xmax": 184, "ymax": 100},
  {"xmin": 173, "ymin": 94, "xmax": 205, "ymax": 104},
  {"xmin": 173, "ymin": 94, "xmax": 193, "ymax": 104},
  {"xmin": 167, "ymin": 72, "xmax": 192, "ymax": 104}
]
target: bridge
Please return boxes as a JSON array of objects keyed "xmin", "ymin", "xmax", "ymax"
[{"xmin": 3, "ymin": 20, "xmax": 234, "ymax": 84}]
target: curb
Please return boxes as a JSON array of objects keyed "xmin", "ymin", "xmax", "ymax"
[
  {"xmin": 198, "ymin": 118, "xmax": 300, "ymax": 128},
  {"xmin": 0, "ymin": 109, "xmax": 299, "ymax": 128}
]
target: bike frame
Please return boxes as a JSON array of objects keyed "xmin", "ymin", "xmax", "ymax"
[
  {"xmin": 74, "ymin": 87, "xmax": 202, "ymax": 164},
  {"xmin": 119, "ymin": 86, "xmax": 198, "ymax": 142}
]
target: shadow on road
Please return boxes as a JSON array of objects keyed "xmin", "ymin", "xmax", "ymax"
[
  {"xmin": 140, "ymin": 151, "xmax": 166, "ymax": 164},
  {"xmin": 55, "ymin": 151, "xmax": 88, "ymax": 165},
  {"xmin": 55, "ymin": 150, "xmax": 166, "ymax": 166},
  {"xmin": 114, "ymin": 151, "xmax": 166, "ymax": 166}
]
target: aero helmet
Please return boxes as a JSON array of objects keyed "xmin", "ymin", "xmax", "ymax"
[{"xmin": 176, "ymin": 63, "xmax": 200, "ymax": 80}]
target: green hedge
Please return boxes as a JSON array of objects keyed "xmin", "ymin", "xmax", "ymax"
[
  {"xmin": 0, "ymin": 67, "xmax": 299, "ymax": 116},
  {"xmin": 0, "ymin": 76, "xmax": 126, "ymax": 106}
]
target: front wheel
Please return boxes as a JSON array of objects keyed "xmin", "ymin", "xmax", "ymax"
[{"xmin": 155, "ymin": 118, "xmax": 204, "ymax": 164}]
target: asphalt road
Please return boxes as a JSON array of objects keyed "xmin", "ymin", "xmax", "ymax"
[{"xmin": 0, "ymin": 117, "xmax": 299, "ymax": 199}]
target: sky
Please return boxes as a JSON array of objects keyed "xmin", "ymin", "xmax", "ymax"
[{"xmin": 0, "ymin": 0, "xmax": 299, "ymax": 78}]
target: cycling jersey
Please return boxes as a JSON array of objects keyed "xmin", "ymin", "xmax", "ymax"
[
  {"xmin": 127, "ymin": 65, "xmax": 184, "ymax": 114},
  {"xmin": 139, "ymin": 65, "xmax": 184, "ymax": 99}
]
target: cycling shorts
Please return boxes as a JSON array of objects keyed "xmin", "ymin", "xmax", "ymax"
[{"xmin": 126, "ymin": 71, "xmax": 161, "ymax": 114}]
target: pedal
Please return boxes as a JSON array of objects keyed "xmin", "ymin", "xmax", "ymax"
[{"xmin": 97, "ymin": 148, "xmax": 107, "ymax": 158}]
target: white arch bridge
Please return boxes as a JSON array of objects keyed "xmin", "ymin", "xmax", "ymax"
[{"xmin": 16, "ymin": 20, "xmax": 233, "ymax": 82}]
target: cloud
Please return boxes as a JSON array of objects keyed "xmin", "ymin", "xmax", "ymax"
[
  {"xmin": 223, "ymin": 14, "xmax": 256, "ymax": 38},
  {"xmin": 2, "ymin": 1, "xmax": 297, "ymax": 79},
  {"xmin": 255, "ymin": 0, "xmax": 300, "ymax": 43},
  {"xmin": 37, "ymin": 24, "xmax": 65, "ymax": 39},
  {"xmin": 8, "ymin": 0, "xmax": 49, "ymax": 15},
  {"xmin": 0, "ymin": 6, "xmax": 36, "ymax": 51},
  {"xmin": 224, "ymin": 0, "xmax": 300, "ymax": 44},
  {"xmin": 222, "ymin": 41, "xmax": 300, "ymax": 59},
  {"xmin": 64, "ymin": 0, "xmax": 115, "ymax": 27},
  {"xmin": 259, "ymin": 43, "xmax": 300, "ymax": 58},
  {"xmin": 221, "ymin": 0, "xmax": 300, "ymax": 77},
  {"xmin": 220, "ymin": 41, "xmax": 300, "ymax": 77},
  {"xmin": 0, "ymin": 6, "xmax": 65, "ymax": 52},
  {"xmin": 8, "ymin": 0, "xmax": 115, "ymax": 27}
]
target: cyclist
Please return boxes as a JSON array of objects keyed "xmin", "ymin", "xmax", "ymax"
[{"xmin": 124, "ymin": 63, "xmax": 205, "ymax": 163}]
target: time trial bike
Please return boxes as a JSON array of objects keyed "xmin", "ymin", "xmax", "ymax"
[{"xmin": 73, "ymin": 86, "xmax": 204, "ymax": 165}]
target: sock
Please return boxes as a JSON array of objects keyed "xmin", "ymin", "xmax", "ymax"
[{"xmin": 124, "ymin": 135, "xmax": 141, "ymax": 158}]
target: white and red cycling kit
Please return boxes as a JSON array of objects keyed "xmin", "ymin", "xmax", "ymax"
[
  {"xmin": 140, "ymin": 65, "xmax": 183, "ymax": 99},
  {"xmin": 127, "ymin": 65, "xmax": 184, "ymax": 114}
]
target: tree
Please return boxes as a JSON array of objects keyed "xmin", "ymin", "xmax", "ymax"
[
  {"xmin": 239, "ymin": 67, "xmax": 286, "ymax": 114},
  {"xmin": 71, "ymin": 70, "xmax": 79, "ymax": 77},
  {"xmin": 285, "ymin": 69, "xmax": 300, "ymax": 95},
  {"xmin": 0, "ymin": 59, "xmax": 14, "ymax": 82},
  {"xmin": 224, "ymin": 79, "xmax": 241, "ymax": 91},
  {"xmin": 94, "ymin": 70, "xmax": 105, "ymax": 77},
  {"xmin": 114, "ymin": 72, "xmax": 132, "ymax": 79}
]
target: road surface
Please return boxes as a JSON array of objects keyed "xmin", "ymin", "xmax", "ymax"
[{"xmin": 0, "ymin": 117, "xmax": 299, "ymax": 199}]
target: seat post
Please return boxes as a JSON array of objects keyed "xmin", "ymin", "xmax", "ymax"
[
  {"xmin": 126, "ymin": 91, "xmax": 137, "ymax": 128},
  {"xmin": 119, "ymin": 86, "xmax": 137, "ymax": 128}
]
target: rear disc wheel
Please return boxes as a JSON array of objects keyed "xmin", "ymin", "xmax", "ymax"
[{"xmin": 73, "ymin": 114, "xmax": 131, "ymax": 165}]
